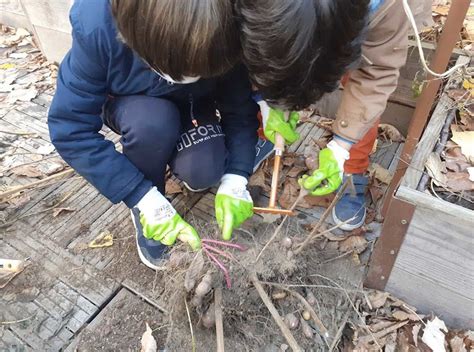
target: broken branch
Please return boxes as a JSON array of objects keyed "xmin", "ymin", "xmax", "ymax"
[
  {"xmin": 260, "ymin": 282, "xmax": 329, "ymax": 341},
  {"xmin": 214, "ymin": 288, "xmax": 225, "ymax": 352},
  {"xmin": 0, "ymin": 168, "xmax": 75, "ymax": 200},
  {"xmin": 250, "ymin": 273, "xmax": 302, "ymax": 352}
]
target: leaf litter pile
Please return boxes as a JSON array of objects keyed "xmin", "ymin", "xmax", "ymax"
[
  {"xmin": 421, "ymin": 62, "xmax": 474, "ymax": 210},
  {"xmin": 1, "ymin": 25, "xmax": 473, "ymax": 351}
]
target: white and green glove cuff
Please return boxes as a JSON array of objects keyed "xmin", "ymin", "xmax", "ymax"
[
  {"xmin": 217, "ymin": 174, "xmax": 253, "ymax": 203},
  {"xmin": 137, "ymin": 187, "xmax": 176, "ymax": 224}
]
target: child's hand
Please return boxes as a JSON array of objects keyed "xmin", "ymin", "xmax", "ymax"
[
  {"xmin": 137, "ymin": 187, "xmax": 201, "ymax": 250},
  {"xmin": 253, "ymin": 96, "xmax": 300, "ymax": 145},
  {"xmin": 215, "ymin": 174, "xmax": 253, "ymax": 240}
]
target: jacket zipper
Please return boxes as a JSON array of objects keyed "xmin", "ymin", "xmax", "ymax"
[{"xmin": 189, "ymin": 94, "xmax": 198, "ymax": 127}]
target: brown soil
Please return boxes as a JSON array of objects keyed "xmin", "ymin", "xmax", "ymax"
[{"xmin": 136, "ymin": 215, "xmax": 367, "ymax": 352}]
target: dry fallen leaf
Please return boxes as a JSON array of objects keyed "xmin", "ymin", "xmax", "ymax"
[
  {"xmin": 433, "ymin": 5, "xmax": 450, "ymax": 16},
  {"xmin": 11, "ymin": 164, "xmax": 43, "ymax": 178},
  {"xmin": 467, "ymin": 167, "xmax": 474, "ymax": 182},
  {"xmin": 0, "ymin": 258, "xmax": 28, "ymax": 289},
  {"xmin": 88, "ymin": 231, "xmax": 114, "ymax": 249},
  {"xmin": 37, "ymin": 145, "xmax": 55, "ymax": 155},
  {"xmin": 52, "ymin": 207, "xmax": 76, "ymax": 217},
  {"xmin": 449, "ymin": 335, "xmax": 467, "ymax": 352},
  {"xmin": 425, "ymin": 153, "xmax": 447, "ymax": 186},
  {"xmin": 302, "ymin": 194, "xmax": 335, "ymax": 209},
  {"xmin": 7, "ymin": 194, "xmax": 31, "ymax": 208},
  {"xmin": 368, "ymin": 163, "xmax": 393, "ymax": 185},
  {"xmin": 445, "ymin": 172, "xmax": 474, "ymax": 192},
  {"xmin": 392, "ymin": 309, "xmax": 420, "ymax": 321},
  {"xmin": 378, "ymin": 124, "xmax": 405, "ymax": 142},
  {"xmin": 412, "ymin": 324, "xmax": 421, "ymax": 347},
  {"xmin": 339, "ymin": 235, "xmax": 368, "ymax": 254},
  {"xmin": 451, "ymin": 131, "xmax": 474, "ymax": 162},
  {"xmin": 279, "ymin": 178, "xmax": 300, "ymax": 210},
  {"xmin": 165, "ymin": 178, "xmax": 183, "ymax": 195},
  {"xmin": 367, "ymin": 290, "xmax": 390, "ymax": 309},
  {"xmin": 184, "ymin": 251, "xmax": 204, "ymax": 292},
  {"xmin": 422, "ymin": 317, "xmax": 448, "ymax": 352},
  {"xmin": 7, "ymin": 87, "xmax": 38, "ymax": 104},
  {"xmin": 141, "ymin": 322, "xmax": 157, "ymax": 352},
  {"xmin": 249, "ymin": 167, "xmax": 268, "ymax": 189}
]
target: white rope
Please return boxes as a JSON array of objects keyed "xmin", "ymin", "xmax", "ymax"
[{"xmin": 402, "ymin": 0, "xmax": 468, "ymax": 79}]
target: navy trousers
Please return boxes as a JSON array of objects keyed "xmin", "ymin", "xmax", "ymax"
[{"xmin": 103, "ymin": 96, "xmax": 227, "ymax": 195}]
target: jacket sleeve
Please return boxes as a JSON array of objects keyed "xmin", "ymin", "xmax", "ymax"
[
  {"xmin": 333, "ymin": 0, "xmax": 410, "ymax": 142},
  {"xmin": 216, "ymin": 65, "xmax": 259, "ymax": 178},
  {"xmin": 48, "ymin": 10, "xmax": 152, "ymax": 208}
]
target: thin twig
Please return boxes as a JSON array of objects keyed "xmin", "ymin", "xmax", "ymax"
[
  {"xmin": 0, "ymin": 129, "xmax": 38, "ymax": 136},
  {"xmin": 329, "ymin": 309, "xmax": 351, "ymax": 352},
  {"xmin": 295, "ymin": 177, "xmax": 352, "ymax": 255},
  {"xmin": 249, "ymin": 273, "xmax": 302, "ymax": 352},
  {"xmin": 319, "ymin": 250, "xmax": 353, "ymax": 265},
  {"xmin": 214, "ymin": 288, "xmax": 225, "ymax": 352},
  {"xmin": 184, "ymin": 298, "xmax": 196, "ymax": 352},
  {"xmin": 358, "ymin": 320, "xmax": 409, "ymax": 345},
  {"xmin": 0, "ymin": 168, "xmax": 75, "ymax": 200},
  {"xmin": 310, "ymin": 274, "xmax": 381, "ymax": 350},
  {"xmin": 0, "ymin": 313, "xmax": 36, "ymax": 325},
  {"xmin": 256, "ymin": 188, "xmax": 308, "ymax": 262}
]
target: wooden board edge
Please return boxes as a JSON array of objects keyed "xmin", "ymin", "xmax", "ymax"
[{"xmin": 397, "ymin": 185, "xmax": 474, "ymax": 221}]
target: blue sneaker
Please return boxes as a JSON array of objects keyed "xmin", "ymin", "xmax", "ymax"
[
  {"xmin": 254, "ymin": 138, "xmax": 275, "ymax": 172},
  {"xmin": 130, "ymin": 208, "xmax": 168, "ymax": 270},
  {"xmin": 332, "ymin": 174, "xmax": 368, "ymax": 231}
]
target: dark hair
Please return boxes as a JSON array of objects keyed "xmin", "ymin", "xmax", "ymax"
[
  {"xmin": 111, "ymin": 0, "xmax": 241, "ymax": 80},
  {"xmin": 236, "ymin": 0, "xmax": 370, "ymax": 110}
]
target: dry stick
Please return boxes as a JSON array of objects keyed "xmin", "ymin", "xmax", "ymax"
[
  {"xmin": 0, "ymin": 313, "xmax": 36, "ymax": 325},
  {"xmin": 295, "ymin": 177, "xmax": 352, "ymax": 255},
  {"xmin": 184, "ymin": 298, "xmax": 196, "ymax": 352},
  {"xmin": 259, "ymin": 282, "xmax": 329, "ymax": 341},
  {"xmin": 256, "ymin": 188, "xmax": 309, "ymax": 262},
  {"xmin": 250, "ymin": 273, "xmax": 302, "ymax": 352},
  {"xmin": 0, "ymin": 129, "xmax": 38, "ymax": 136},
  {"xmin": 214, "ymin": 288, "xmax": 225, "ymax": 352},
  {"xmin": 0, "ymin": 168, "xmax": 74, "ymax": 200},
  {"xmin": 358, "ymin": 320, "xmax": 409, "ymax": 345}
]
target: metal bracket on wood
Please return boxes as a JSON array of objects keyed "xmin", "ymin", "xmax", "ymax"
[{"xmin": 365, "ymin": 193, "xmax": 415, "ymax": 291}]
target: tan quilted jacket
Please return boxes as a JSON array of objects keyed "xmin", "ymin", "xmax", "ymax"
[{"xmin": 333, "ymin": 0, "xmax": 412, "ymax": 141}]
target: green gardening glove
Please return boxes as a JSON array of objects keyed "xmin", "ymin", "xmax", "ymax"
[
  {"xmin": 256, "ymin": 99, "xmax": 300, "ymax": 145},
  {"xmin": 137, "ymin": 187, "xmax": 201, "ymax": 250},
  {"xmin": 215, "ymin": 174, "xmax": 254, "ymax": 240},
  {"xmin": 299, "ymin": 140, "xmax": 350, "ymax": 196}
]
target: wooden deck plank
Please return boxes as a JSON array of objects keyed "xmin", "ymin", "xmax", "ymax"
[
  {"xmin": 5, "ymin": 234, "xmax": 118, "ymax": 307},
  {"xmin": 0, "ymin": 329, "xmax": 31, "ymax": 352},
  {"xmin": 2, "ymin": 109, "xmax": 50, "ymax": 141}
]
